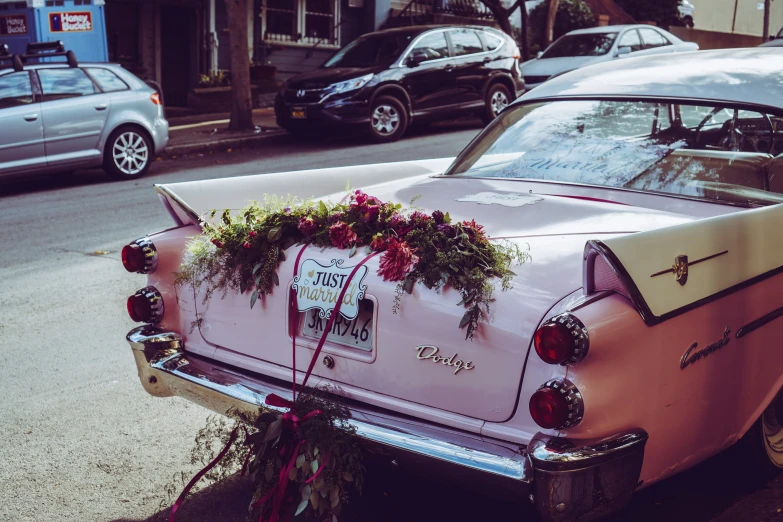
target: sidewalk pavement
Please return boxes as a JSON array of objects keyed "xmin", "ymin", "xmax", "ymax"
[{"xmin": 162, "ymin": 107, "xmax": 287, "ymax": 157}]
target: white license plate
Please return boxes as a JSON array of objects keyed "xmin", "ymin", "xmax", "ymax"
[{"xmin": 301, "ymin": 308, "xmax": 373, "ymax": 351}]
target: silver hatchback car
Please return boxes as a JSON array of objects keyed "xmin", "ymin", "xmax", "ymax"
[{"xmin": 0, "ymin": 42, "xmax": 168, "ymax": 181}]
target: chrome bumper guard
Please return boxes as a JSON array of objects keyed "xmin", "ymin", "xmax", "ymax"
[{"xmin": 128, "ymin": 326, "xmax": 648, "ymax": 522}]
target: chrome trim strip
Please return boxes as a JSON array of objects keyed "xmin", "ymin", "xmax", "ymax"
[
  {"xmin": 529, "ymin": 428, "xmax": 649, "ymax": 472},
  {"xmin": 396, "ymin": 28, "xmax": 504, "ymax": 68},
  {"xmin": 154, "ymin": 184, "xmax": 200, "ymax": 222},
  {"xmin": 736, "ymin": 304, "xmax": 783, "ymax": 339},
  {"xmin": 126, "ymin": 326, "xmax": 533, "ymax": 485}
]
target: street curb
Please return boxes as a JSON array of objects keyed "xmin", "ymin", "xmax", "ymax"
[{"xmin": 159, "ymin": 129, "xmax": 288, "ymax": 158}]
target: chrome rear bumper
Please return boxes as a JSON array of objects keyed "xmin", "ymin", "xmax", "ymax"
[{"xmin": 127, "ymin": 326, "xmax": 648, "ymax": 521}]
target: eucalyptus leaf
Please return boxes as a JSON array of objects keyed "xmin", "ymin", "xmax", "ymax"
[
  {"xmin": 301, "ymin": 484, "xmax": 312, "ymax": 501},
  {"xmin": 272, "ymin": 272, "xmax": 280, "ymax": 286},
  {"xmin": 329, "ymin": 487, "xmax": 339, "ymax": 503},
  {"xmin": 289, "ymin": 467, "xmax": 298, "ymax": 481},
  {"xmin": 252, "ymin": 262, "xmax": 264, "ymax": 275},
  {"xmin": 311, "ymin": 459, "xmax": 319, "ymax": 474},
  {"xmin": 402, "ymin": 276, "xmax": 414, "ymax": 294},
  {"xmin": 279, "ymin": 250, "xmax": 286, "ymax": 261},
  {"xmin": 349, "ymin": 244, "xmax": 357, "ymax": 258},
  {"xmin": 310, "ymin": 491, "xmax": 320, "ymax": 510},
  {"xmin": 263, "ymin": 419, "xmax": 282, "ymax": 442},
  {"xmin": 250, "ymin": 289, "xmax": 259, "ymax": 309},
  {"xmin": 364, "ymin": 246, "xmax": 373, "ymax": 254},
  {"xmin": 296, "ymin": 454, "xmax": 306, "ymax": 469},
  {"xmin": 459, "ymin": 311, "xmax": 472, "ymax": 329},
  {"xmin": 342, "ymin": 472, "xmax": 353, "ymax": 482},
  {"xmin": 239, "ymin": 279, "xmax": 248, "ymax": 294},
  {"xmin": 313, "ymin": 447, "xmax": 319, "ymax": 457},
  {"xmin": 255, "ymin": 272, "xmax": 263, "ymax": 285},
  {"xmin": 268, "ymin": 226, "xmax": 282, "ymax": 242},
  {"xmin": 295, "ymin": 499, "xmax": 308, "ymax": 516},
  {"xmin": 330, "ymin": 493, "xmax": 340, "ymax": 509}
]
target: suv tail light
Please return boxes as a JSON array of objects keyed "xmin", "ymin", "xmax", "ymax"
[
  {"xmin": 121, "ymin": 237, "xmax": 157, "ymax": 273},
  {"xmin": 529, "ymin": 379, "xmax": 584, "ymax": 430},
  {"xmin": 127, "ymin": 286, "xmax": 164, "ymax": 323},
  {"xmin": 533, "ymin": 313, "xmax": 589, "ymax": 365}
]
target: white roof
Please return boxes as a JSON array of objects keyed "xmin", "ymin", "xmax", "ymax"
[{"xmin": 520, "ymin": 48, "xmax": 783, "ymax": 112}]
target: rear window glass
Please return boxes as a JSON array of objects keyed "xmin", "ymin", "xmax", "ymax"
[
  {"xmin": 87, "ymin": 67, "xmax": 129, "ymax": 92},
  {"xmin": 483, "ymin": 32, "xmax": 503, "ymax": 51},
  {"xmin": 450, "ymin": 29, "xmax": 483, "ymax": 56},
  {"xmin": 38, "ymin": 68, "xmax": 96, "ymax": 101},
  {"xmin": 0, "ymin": 72, "xmax": 33, "ymax": 108}
]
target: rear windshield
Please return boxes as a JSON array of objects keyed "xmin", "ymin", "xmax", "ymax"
[
  {"xmin": 542, "ymin": 33, "xmax": 618, "ymax": 58},
  {"xmin": 323, "ymin": 33, "xmax": 414, "ymax": 68},
  {"xmin": 447, "ymin": 100, "xmax": 783, "ymax": 207}
]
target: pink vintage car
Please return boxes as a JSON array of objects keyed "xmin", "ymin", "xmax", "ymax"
[{"xmin": 123, "ymin": 48, "xmax": 783, "ymax": 521}]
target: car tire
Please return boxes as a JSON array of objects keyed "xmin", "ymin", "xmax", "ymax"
[
  {"xmin": 735, "ymin": 385, "xmax": 783, "ymax": 482},
  {"xmin": 103, "ymin": 126, "xmax": 153, "ymax": 180},
  {"xmin": 368, "ymin": 95, "xmax": 408, "ymax": 143},
  {"xmin": 482, "ymin": 83, "xmax": 512, "ymax": 124}
]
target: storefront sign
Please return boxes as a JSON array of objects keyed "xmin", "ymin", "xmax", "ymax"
[
  {"xmin": 49, "ymin": 12, "xmax": 93, "ymax": 32},
  {"xmin": 291, "ymin": 259, "xmax": 369, "ymax": 320},
  {"xmin": 0, "ymin": 15, "xmax": 28, "ymax": 36}
]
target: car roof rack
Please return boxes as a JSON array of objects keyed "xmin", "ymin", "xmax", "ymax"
[
  {"xmin": 21, "ymin": 41, "xmax": 78, "ymax": 68},
  {"xmin": 0, "ymin": 44, "xmax": 25, "ymax": 72}
]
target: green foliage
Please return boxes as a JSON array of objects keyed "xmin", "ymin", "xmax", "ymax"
[
  {"xmin": 529, "ymin": 0, "xmax": 596, "ymax": 52},
  {"xmin": 175, "ymin": 191, "xmax": 529, "ymax": 340},
  {"xmin": 198, "ymin": 70, "xmax": 230, "ymax": 88},
  {"xmin": 615, "ymin": 0, "xmax": 681, "ymax": 27}
]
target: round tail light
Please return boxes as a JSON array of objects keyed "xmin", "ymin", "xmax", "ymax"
[
  {"xmin": 121, "ymin": 237, "xmax": 157, "ymax": 274},
  {"xmin": 529, "ymin": 379, "xmax": 584, "ymax": 430},
  {"xmin": 127, "ymin": 286, "xmax": 164, "ymax": 323},
  {"xmin": 533, "ymin": 313, "xmax": 589, "ymax": 365}
]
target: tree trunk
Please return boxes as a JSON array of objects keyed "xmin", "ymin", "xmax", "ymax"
[
  {"xmin": 225, "ymin": 0, "xmax": 254, "ymax": 130},
  {"xmin": 544, "ymin": 0, "xmax": 560, "ymax": 47},
  {"xmin": 763, "ymin": 0, "xmax": 772, "ymax": 41},
  {"xmin": 520, "ymin": 2, "xmax": 530, "ymax": 61}
]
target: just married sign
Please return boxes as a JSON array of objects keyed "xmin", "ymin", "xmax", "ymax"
[{"xmin": 291, "ymin": 259, "xmax": 368, "ymax": 320}]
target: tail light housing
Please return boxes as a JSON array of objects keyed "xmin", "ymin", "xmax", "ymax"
[
  {"xmin": 533, "ymin": 313, "xmax": 589, "ymax": 365},
  {"xmin": 127, "ymin": 286, "xmax": 164, "ymax": 323},
  {"xmin": 529, "ymin": 379, "xmax": 584, "ymax": 430},
  {"xmin": 150, "ymin": 92, "xmax": 162, "ymax": 105},
  {"xmin": 122, "ymin": 236, "xmax": 157, "ymax": 274}
]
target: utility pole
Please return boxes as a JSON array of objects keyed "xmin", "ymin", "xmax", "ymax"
[{"xmin": 764, "ymin": 0, "xmax": 772, "ymax": 41}]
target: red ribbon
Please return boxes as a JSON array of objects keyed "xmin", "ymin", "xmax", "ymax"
[{"xmin": 168, "ymin": 426, "xmax": 239, "ymax": 522}]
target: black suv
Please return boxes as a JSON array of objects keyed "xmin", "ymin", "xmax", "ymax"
[{"xmin": 275, "ymin": 25, "xmax": 525, "ymax": 143}]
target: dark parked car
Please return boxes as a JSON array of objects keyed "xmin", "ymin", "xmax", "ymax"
[{"xmin": 275, "ymin": 25, "xmax": 525, "ymax": 143}]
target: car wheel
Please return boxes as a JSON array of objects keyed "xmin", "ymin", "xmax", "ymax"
[
  {"xmin": 736, "ymin": 386, "xmax": 783, "ymax": 481},
  {"xmin": 483, "ymin": 83, "xmax": 512, "ymax": 124},
  {"xmin": 368, "ymin": 96, "xmax": 408, "ymax": 143},
  {"xmin": 104, "ymin": 127, "xmax": 153, "ymax": 180}
]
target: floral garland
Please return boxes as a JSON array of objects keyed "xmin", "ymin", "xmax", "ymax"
[
  {"xmin": 163, "ymin": 387, "xmax": 363, "ymax": 522},
  {"xmin": 177, "ymin": 190, "xmax": 528, "ymax": 339}
]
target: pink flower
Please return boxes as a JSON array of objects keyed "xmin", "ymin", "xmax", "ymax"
[
  {"xmin": 243, "ymin": 242, "xmax": 252, "ymax": 249},
  {"xmin": 410, "ymin": 211, "xmax": 432, "ymax": 223},
  {"xmin": 329, "ymin": 221, "xmax": 358, "ymax": 249},
  {"xmin": 377, "ymin": 238, "xmax": 418, "ymax": 282},
  {"xmin": 248, "ymin": 230, "xmax": 258, "ymax": 238},
  {"xmin": 360, "ymin": 204, "xmax": 380, "ymax": 223},
  {"xmin": 298, "ymin": 216, "xmax": 318, "ymax": 236},
  {"xmin": 370, "ymin": 233, "xmax": 387, "ymax": 252},
  {"xmin": 353, "ymin": 190, "xmax": 368, "ymax": 206},
  {"xmin": 388, "ymin": 213, "xmax": 408, "ymax": 233}
]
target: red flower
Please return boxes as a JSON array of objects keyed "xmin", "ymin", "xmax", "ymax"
[
  {"xmin": 432, "ymin": 210, "xmax": 445, "ymax": 224},
  {"xmin": 360, "ymin": 204, "xmax": 380, "ymax": 223},
  {"xmin": 298, "ymin": 216, "xmax": 318, "ymax": 236},
  {"xmin": 248, "ymin": 230, "xmax": 258, "ymax": 237},
  {"xmin": 461, "ymin": 219, "xmax": 484, "ymax": 233},
  {"xmin": 211, "ymin": 238, "xmax": 224, "ymax": 248},
  {"xmin": 353, "ymin": 190, "xmax": 368, "ymax": 206},
  {"xmin": 388, "ymin": 213, "xmax": 408, "ymax": 233},
  {"xmin": 377, "ymin": 238, "xmax": 419, "ymax": 282},
  {"xmin": 370, "ymin": 233, "xmax": 387, "ymax": 252},
  {"xmin": 329, "ymin": 221, "xmax": 358, "ymax": 249},
  {"xmin": 243, "ymin": 242, "xmax": 252, "ymax": 249}
]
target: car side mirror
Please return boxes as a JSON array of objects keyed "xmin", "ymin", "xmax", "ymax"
[
  {"xmin": 406, "ymin": 50, "xmax": 427, "ymax": 67},
  {"xmin": 537, "ymin": 51, "xmax": 543, "ymax": 59},
  {"xmin": 616, "ymin": 46, "xmax": 632, "ymax": 57}
]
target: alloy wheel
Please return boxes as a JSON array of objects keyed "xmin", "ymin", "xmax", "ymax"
[
  {"xmin": 490, "ymin": 90, "xmax": 509, "ymax": 117},
  {"xmin": 371, "ymin": 105, "xmax": 400, "ymax": 135},
  {"xmin": 762, "ymin": 388, "xmax": 783, "ymax": 467},
  {"xmin": 113, "ymin": 131, "xmax": 149, "ymax": 176}
]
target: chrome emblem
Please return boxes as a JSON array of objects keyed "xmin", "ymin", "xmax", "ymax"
[
  {"xmin": 650, "ymin": 250, "xmax": 728, "ymax": 286},
  {"xmin": 415, "ymin": 345, "xmax": 474, "ymax": 375},
  {"xmin": 296, "ymin": 89, "xmax": 306, "ymax": 97},
  {"xmin": 680, "ymin": 327, "xmax": 731, "ymax": 370}
]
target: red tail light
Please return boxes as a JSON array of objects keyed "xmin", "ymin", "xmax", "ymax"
[
  {"xmin": 529, "ymin": 379, "xmax": 584, "ymax": 430},
  {"xmin": 533, "ymin": 313, "xmax": 589, "ymax": 365},
  {"xmin": 121, "ymin": 237, "xmax": 157, "ymax": 273},
  {"xmin": 127, "ymin": 286, "xmax": 164, "ymax": 323},
  {"xmin": 151, "ymin": 92, "xmax": 162, "ymax": 105}
]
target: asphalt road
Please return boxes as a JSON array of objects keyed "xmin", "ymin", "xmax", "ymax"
[{"xmin": 1, "ymin": 121, "xmax": 782, "ymax": 522}]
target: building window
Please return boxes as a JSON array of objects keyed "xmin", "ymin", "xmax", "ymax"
[{"xmin": 262, "ymin": 0, "xmax": 339, "ymax": 47}]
